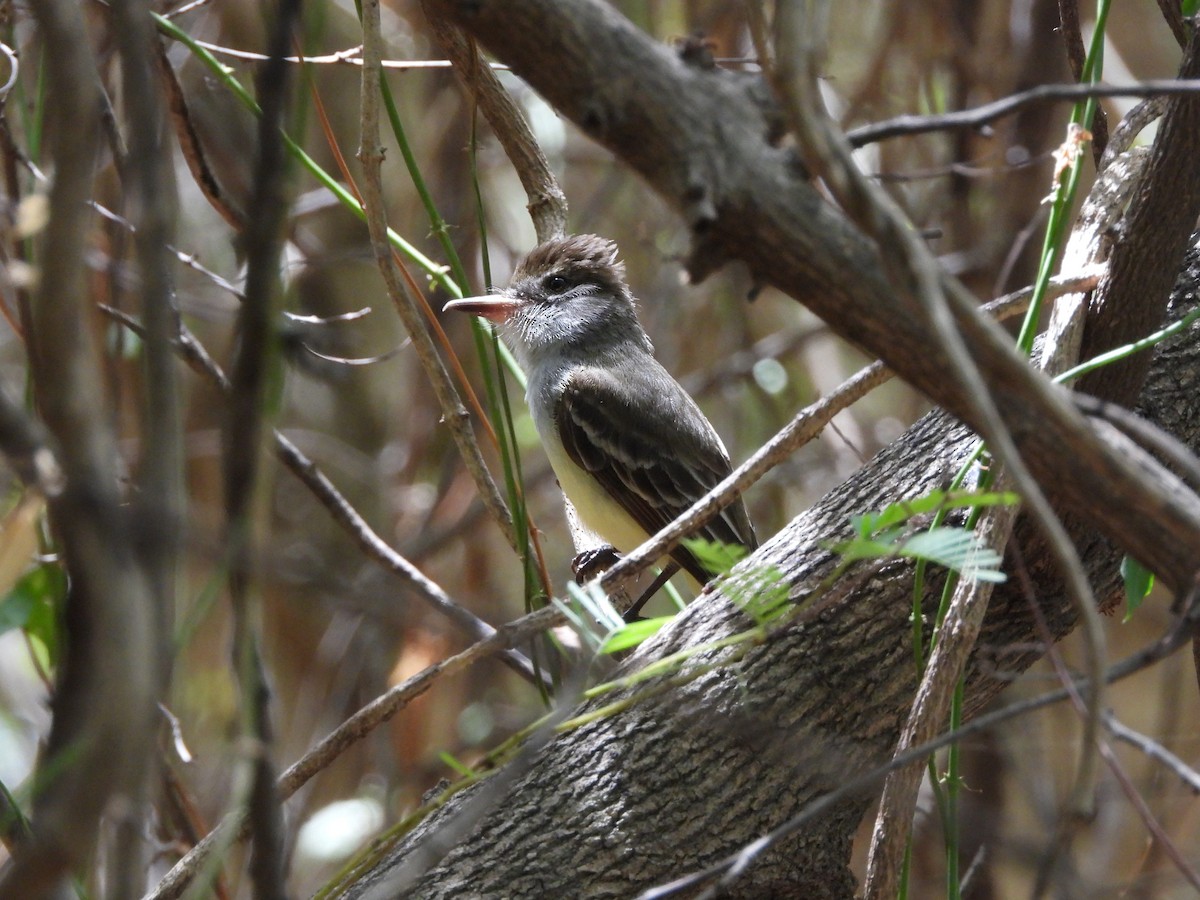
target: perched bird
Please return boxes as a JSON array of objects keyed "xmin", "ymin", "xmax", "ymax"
[{"xmin": 444, "ymin": 234, "xmax": 756, "ymax": 590}]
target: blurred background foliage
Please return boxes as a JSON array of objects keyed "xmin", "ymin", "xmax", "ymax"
[{"xmin": 0, "ymin": 0, "xmax": 1196, "ymax": 896}]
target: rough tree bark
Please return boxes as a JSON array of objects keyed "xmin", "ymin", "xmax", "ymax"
[
  {"xmin": 339, "ymin": 267, "xmax": 1200, "ymax": 898},
  {"xmin": 326, "ymin": 2, "xmax": 1200, "ymax": 897},
  {"xmin": 420, "ymin": 0, "xmax": 1200, "ymax": 593}
]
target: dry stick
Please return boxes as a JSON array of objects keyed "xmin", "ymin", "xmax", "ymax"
[
  {"xmin": 421, "ymin": 3, "xmax": 568, "ymax": 243},
  {"xmin": 272, "ymin": 431, "xmax": 543, "ymax": 685},
  {"xmin": 1015, "ymin": 552, "xmax": 1200, "ymax": 894},
  {"xmin": 847, "ymin": 80, "xmax": 1200, "ymax": 147},
  {"xmin": 218, "ymin": 0, "xmax": 299, "ymax": 895},
  {"xmin": 777, "ymin": 0, "xmax": 1107, "ymax": 887},
  {"xmin": 1074, "ymin": 393, "xmax": 1200, "ymax": 492},
  {"xmin": 867, "ymin": 37, "xmax": 1117, "ymax": 900},
  {"xmin": 155, "ymin": 38, "xmax": 245, "ymax": 229},
  {"xmin": 190, "ymin": 41, "xmax": 509, "ymax": 69},
  {"xmin": 862, "ymin": 161, "xmax": 1132, "ymax": 892},
  {"xmin": 295, "ymin": 612, "xmax": 581, "ymax": 898},
  {"xmin": 1155, "ymin": 0, "xmax": 1190, "ymax": 49},
  {"xmin": 421, "ymin": 5, "xmax": 578, "ymax": 589},
  {"xmin": 865, "ymin": 150, "xmax": 1140, "ymax": 897},
  {"xmin": 0, "ymin": 2, "xmax": 158, "ymax": 897},
  {"xmin": 862, "ymin": 495, "xmax": 1019, "ymax": 899},
  {"xmin": 354, "ymin": 0, "xmax": 519, "ymax": 561},
  {"xmin": 276, "ymin": 606, "xmax": 560, "ymax": 797},
  {"xmin": 1103, "ymin": 711, "xmax": 1200, "ymax": 795},
  {"xmin": 143, "ymin": 604, "xmax": 563, "ymax": 900},
  {"xmin": 1050, "ymin": 31, "xmax": 1200, "ymax": 863},
  {"xmin": 791, "ymin": 7, "xmax": 1107, "ymax": 813},
  {"xmin": 110, "ymin": 0, "xmax": 183, "ymax": 893},
  {"xmin": 287, "ymin": 43, "xmax": 555, "ymax": 598},
  {"xmin": 98, "ymin": 302, "xmax": 541, "ymax": 686}
]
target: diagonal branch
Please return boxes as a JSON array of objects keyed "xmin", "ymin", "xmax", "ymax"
[{"xmin": 426, "ymin": 0, "xmax": 1200, "ymax": 595}]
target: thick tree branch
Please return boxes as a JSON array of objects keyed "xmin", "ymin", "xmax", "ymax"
[
  {"xmin": 348, "ymin": 262, "xmax": 1200, "ymax": 898},
  {"xmin": 425, "ymin": 0, "xmax": 1200, "ymax": 595},
  {"xmin": 1077, "ymin": 29, "xmax": 1200, "ymax": 406}
]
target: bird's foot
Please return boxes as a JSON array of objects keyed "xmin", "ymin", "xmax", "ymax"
[
  {"xmin": 572, "ymin": 545, "xmax": 622, "ymax": 582},
  {"xmin": 623, "ymin": 562, "xmax": 681, "ymax": 623}
]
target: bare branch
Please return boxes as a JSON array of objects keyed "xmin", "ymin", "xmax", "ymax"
[
  {"xmin": 0, "ymin": 1, "xmax": 157, "ymax": 894},
  {"xmin": 356, "ymin": 0, "xmax": 522, "ymax": 561},
  {"xmin": 421, "ymin": 2, "xmax": 568, "ymax": 242},
  {"xmin": 847, "ymin": 79, "xmax": 1200, "ymax": 147},
  {"xmin": 144, "ymin": 604, "xmax": 564, "ymax": 900},
  {"xmin": 220, "ymin": 0, "xmax": 301, "ymax": 893}
]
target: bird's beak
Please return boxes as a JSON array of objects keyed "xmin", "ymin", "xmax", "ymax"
[{"xmin": 443, "ymin": 293, "xmax": 519, "ymax": 324}]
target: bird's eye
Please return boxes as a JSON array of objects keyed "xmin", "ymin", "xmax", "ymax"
[{"xmin": 544, "ymin": 274, "xmax": 570, "ymax": 293}]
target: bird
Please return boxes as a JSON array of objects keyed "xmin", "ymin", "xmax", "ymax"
[{"xmin": 444, "ymin": 233, "xmax": 756, "ymax": 595}]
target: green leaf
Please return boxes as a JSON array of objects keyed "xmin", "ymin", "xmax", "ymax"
[
  {"xmin": 832, "ymin": 525, "xmax": 1006, "ymax": 583},
  {"xmin": 836, "ymin": 537, "xmax": 900, "ymax": 563},
  {"xmin": 899, "ymin": 528, "xmax": 1006, "ymax": 583},
  {"xmin": 856, "ymin": 489, "xmax": 1020, "ymax": 536},
  {"xmin": 0, "ymin": 564, "xmax": 64, "ymax": 665},
  {"xmin": 438, "ymin": 751, "xmax": 475, "ymax": 777},
  {"xmin": 0, "ymin": 584, "xmax": 35, "ymax": 634},
  {"xmin": 836, "ymin": 490, "xmax": 1017, "ymax": 584},
  {"xmin": 680, "ymin": 537, "xmax": 750, "ymax": 577},
  {"xmin": 1120, "ymin": 555, "xmax": 1155, "ymax": 622},
  {"xmin": 1183, "ymin": 0, "xmax": 1200, "ymax": 18},
  {"xmin": 599, "ymin": 616, "xmax": 673, "ymax": 654}
]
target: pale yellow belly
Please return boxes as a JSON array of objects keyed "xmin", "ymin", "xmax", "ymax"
[
  {"xmin": 544, "ymin": 437, "xmax": 699, "ymax": 591},
  {"xmin": 545, "ymin": 439, "xmax": 649, "ymax": 553}
]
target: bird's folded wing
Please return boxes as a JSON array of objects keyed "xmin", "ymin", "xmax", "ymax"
[{"xmin": 555, "ymin": 367, "xmax": 756, "ymax": 580}]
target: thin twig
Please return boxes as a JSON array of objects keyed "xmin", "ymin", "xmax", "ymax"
[
  {"xmin": 775, "ymin": 0, "xmax": 1106, "ymax": 869},
  {"xmin": 143, "ymin": 604, "xmax": 563, "ymax": 900},
  {"xmin": 847, "ymin": 79, "xmax": 1200, "ymax": 147},
  {"xmin": 98, "ymin": 303, "xmax": 542, "ymax": 686},
  {"xmin": 0, "ymin": 1, "xmax": 158, "ymax": 895},
  {"xmin": 356, "ymin": 0, "xmax": 520, "ymax": 558},
  {"xmin": 1014, "ymin": 549, "xmax": 1200, "ymax": 894},
  {"xmin": 421, "ymin": 3, "xmax": 568, "ymax": 242},
  {"xmin": 110, "ymin": 0, "xmax": 184, "ymax": 890},
  {"xmin": 1155, "ymin": 0, "xmax": 1189, "ymax": 49},
  {"xmin": 1104, "ymin": 711, "xmax": 1200, "ymax": 794},
  {"xmin": 220, "ymin": 0, "xmax": 300, "ymax": 894},
  {"xmin": 155, "ymin": 39, "xmax": 245, "ymax": 229},
  {"xmin": 190, "ymin": 40, "xmax": 510, "ymax": 70},
  {"xmin": 1074, "ymin": 394, "xmax": 1200, "ymax": 492},
  {"xmin": 862, "ymin": 494, "xmax": 1018, "ymax": 898}
]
